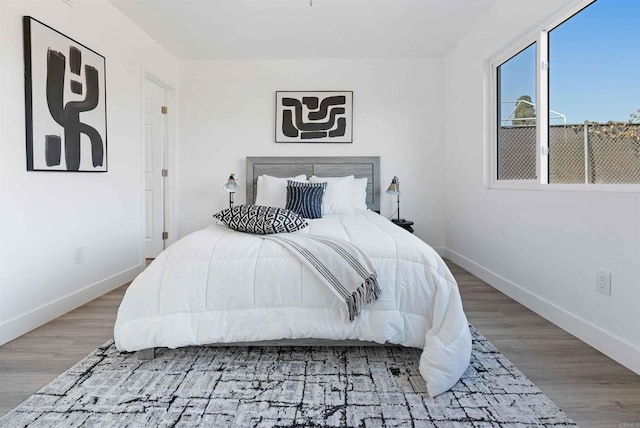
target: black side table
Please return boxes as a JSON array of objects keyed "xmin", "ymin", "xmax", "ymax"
[{"xmin": 392, "ymin": 219, "xmax": 414, "ymax": 233}]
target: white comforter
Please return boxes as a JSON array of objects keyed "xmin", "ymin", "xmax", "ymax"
[{"xmin": 114, "ymin": 210, "xmax": 471, "ymax": 397}]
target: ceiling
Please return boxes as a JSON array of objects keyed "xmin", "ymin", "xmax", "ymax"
[{"xmin": 108, "ymin": 0, "xmax": 498, "ymax": 60}]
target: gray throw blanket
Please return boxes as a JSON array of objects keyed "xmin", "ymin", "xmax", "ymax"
[{"xmin": 265, "ymin": 234, "xmax": 381, "ymax": 321}]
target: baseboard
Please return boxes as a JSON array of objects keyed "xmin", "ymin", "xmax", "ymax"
[
  {"xmin": 0, "ymin": 264, "xmax": 144, "ymax": 346},
  {"xmin": 444, "ymin": 248, "xmax": 640, "ymax": 376}
]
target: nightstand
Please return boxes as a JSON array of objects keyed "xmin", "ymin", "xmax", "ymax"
[{"xmin": 391, "ymin": 219, "xmax": 414, "ymax": 233}]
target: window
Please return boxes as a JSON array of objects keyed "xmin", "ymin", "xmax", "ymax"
[
  {"xmin": 497, "ymin": 44, "xmax": 537, "ymax": 181},
  {"xmin": 492, "ymin": 0, "xmax": 640, "ymax": 186}
]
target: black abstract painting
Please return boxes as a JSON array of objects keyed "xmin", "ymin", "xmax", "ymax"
[
  {"xmin": 23, "ymin": 17, "xmax": 107, "ymax": 172},
  {"xmin": 276, "ymin": 91, "xmax": 352, "ymax": 143}
]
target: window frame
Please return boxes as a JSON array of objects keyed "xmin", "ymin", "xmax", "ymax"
[{"xmin": 486, "ymin": 0, "xmax": 640, "ymax": 193}]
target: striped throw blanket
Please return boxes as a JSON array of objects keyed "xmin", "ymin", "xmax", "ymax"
[{"xmin": 265, "ymin": 234, "xmax": 381, "ymax": 321}]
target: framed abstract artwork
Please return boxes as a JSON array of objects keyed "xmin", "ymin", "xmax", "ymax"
[
  {"xmin": 275, "ymin": 91, "xmax": 353, "ymax": 143},
  {"xmin": 23, "ymin": 16, "xmax": 107, "ymax": 172}
]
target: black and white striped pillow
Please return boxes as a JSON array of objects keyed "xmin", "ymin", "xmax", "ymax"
[
  {"xmin": 213, "ymin": 205, "xmax": 308, "ymax": 234},
  {"xmin": 285, "ymin": 180, "xmax": 326, "ymax": 219}
]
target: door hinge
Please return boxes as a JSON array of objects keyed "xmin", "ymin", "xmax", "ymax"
[
  {"xmin": 162, "ymin": 232, "xmax": 168, "ymax": 240},
  {"xmin": 162, "ymin": 169, "xmax": 168, "ymax": 177},
  {"xmin": 161, "ymin": 106, "xmax": 168, "ymax": 114}
]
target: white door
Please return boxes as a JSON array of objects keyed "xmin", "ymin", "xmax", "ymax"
[{"xmin": 144, "ymin": 78, "xmax": 168, "ymax": 258}]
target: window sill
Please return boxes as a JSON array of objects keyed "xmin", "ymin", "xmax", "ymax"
[{"xmin": 488, "ymin": 182, "xmax": 640, "ymax": 193}]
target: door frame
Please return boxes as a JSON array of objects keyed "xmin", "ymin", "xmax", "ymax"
[{"xmin": 139, "ymin": 71, "xmax": 177, "ymax": 264}]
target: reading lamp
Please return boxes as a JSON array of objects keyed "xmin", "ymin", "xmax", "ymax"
[
  {"xmin": 223, "ymin": 173, "xmax": 239, "ymax": 208},
  {"xmin": 385, "ymin": 176, "xmax": 403, "ymax": 221}
]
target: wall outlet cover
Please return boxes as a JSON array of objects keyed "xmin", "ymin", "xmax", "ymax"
[
  {"xmin": 596, "ymin": 269, "xmax": 611, "ymax": 296},
  {"xmin": 74, "ymin": 247, "xmax": 84, "ymax": 264}
]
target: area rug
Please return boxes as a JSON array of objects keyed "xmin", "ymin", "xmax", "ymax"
[{"xmin": 1, "ymin": 327, "xmax": 575, "ymax": 427}]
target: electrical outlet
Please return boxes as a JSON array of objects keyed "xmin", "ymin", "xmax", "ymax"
[
  {"xmin": 596, "ymin": 269, "xmax": 611, "ymax": 296},
  {"xmin": 74, "ymin": 246, "xmax": 84, "ymax": 264}
]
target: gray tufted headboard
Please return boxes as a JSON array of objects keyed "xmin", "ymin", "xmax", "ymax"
[{"xmin": 246, "ymin": 156, "xmax": 381, "ymax": 212}]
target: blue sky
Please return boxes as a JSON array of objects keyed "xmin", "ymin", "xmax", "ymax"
[{"xmin": 500, "ymin": 0, "xmax": 639, "ymax": 125}]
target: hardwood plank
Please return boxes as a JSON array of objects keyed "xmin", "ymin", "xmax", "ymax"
[
  {"xmin": 0, "ymin": 284, "xmax": 128, "ymax": 416},
  {"xmin": 0, "ymin": 261, "xmax": 638, "ymax": 427},
  {"xmin": 448, "ymin": 261, "xmax": 640, "ymax": 427}
]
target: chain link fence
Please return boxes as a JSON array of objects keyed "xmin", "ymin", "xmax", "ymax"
[
  {"xmin": 497, "ymin": 127, "xmax": 537, "ymax": 180},
  {"xmin": 498, "ymin": 123, "xmax": 640, "ymax": 183}
]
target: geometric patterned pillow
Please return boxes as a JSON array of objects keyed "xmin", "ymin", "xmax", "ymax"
[
  {"xmin": 285, "ymin": 180, "xmax": 326, "ymax": 219},
  {"xmin": 213, "ymin": 205, "xmax": 308, "ymax": 234}
]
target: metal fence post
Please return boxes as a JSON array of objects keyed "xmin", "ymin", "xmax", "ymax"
[{"xmin": 583, "ymin": 120, "xmax": 589, "ymax": 184}]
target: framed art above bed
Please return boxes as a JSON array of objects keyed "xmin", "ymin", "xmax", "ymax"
[{"xmin": 275, "ymin": 91, "xmax": 353, "ymax": 143}]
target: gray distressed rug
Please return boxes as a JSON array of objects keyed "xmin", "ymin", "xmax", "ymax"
[{"xmin": 1, "ymin": 327, "xmax": 575, "ymax": 427}]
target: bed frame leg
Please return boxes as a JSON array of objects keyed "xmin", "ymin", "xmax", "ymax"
[{"xmin": 136, "ymin": 348, "xmax": 155, "ymax": 360}]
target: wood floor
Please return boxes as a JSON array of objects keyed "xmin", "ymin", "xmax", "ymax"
[{"xmin": 1, "ymin": 260, "xmax": 638, "ymax": 427}]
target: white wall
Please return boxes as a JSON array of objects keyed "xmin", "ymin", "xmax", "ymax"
[
  {"xmin": 4, "ymin": 0, "xmax": 634, "ymax": 379},
  {"xmin": 443, "ymin": 0, "xmax": 640, "ymax": 373},
  {"xmin": 178, "ymin": 59, "xmax": 446, "ymax": 246},
  {"xmin": 0, "ymin": 0, "xmax": 179, "ymax": 344}
]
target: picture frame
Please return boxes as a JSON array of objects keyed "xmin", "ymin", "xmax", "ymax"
[
  {"xmin": 275, "ymin": 91, "xmax": 353, "ymax": 143},
  {"xmin": 23, "ymin": 16, "xmax": 108, "ymax": 172}
]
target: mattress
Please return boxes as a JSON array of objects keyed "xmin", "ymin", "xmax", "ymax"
[{"xmin": 114, "ymin": 210, "xmax": 471, "ymax": 396}]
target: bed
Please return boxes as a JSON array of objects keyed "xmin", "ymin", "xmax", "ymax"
[{"xmin": 114, "ymin": 156, "xmax": 471, "ymax": 397}]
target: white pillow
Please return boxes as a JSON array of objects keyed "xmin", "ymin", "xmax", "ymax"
[
  {"xmin": 309, "ymin": 175, "xmax": 355, "ymax": 214},
  {"xmin": 255, "ymin": 174, "xmax": 307, "ymax": 208},
  {"xmin": 352, "ymin": 177, "xmax": 368, "ymax": 211}
]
